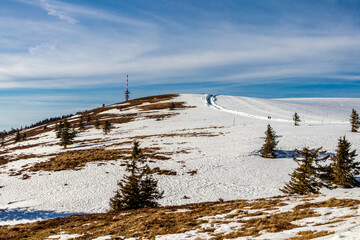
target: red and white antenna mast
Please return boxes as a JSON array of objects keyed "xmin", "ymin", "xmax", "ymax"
[{"xmin": 125, "ymin": 74, "xmax": 130, "ymax": 101}]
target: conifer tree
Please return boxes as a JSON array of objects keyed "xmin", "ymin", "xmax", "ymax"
[
  {"xmin": 103, "ymin": 120, "xmax": 111, "ymax": 135},
  {"xmin": 78, "ymin": 116, "xmax": 85, "ymax": 130},
  {"xmin": 56, "ymin": 121, "xmax": 64, "ymax": 138},
  {"xmin": 109, "ymin": 141, "xmax": 163, "ymax": 211},
  {"xmin": 59, "ymin": 121, "xmax": 75, "ymax": 148},
  {"xmin": 15, "ymin": 129, "xmax": 21, "ymax": 142},
  {"xmin": 1, "ymin": 132, "xmax": 5, "ymax": 147},
  {"xmin": 293, "ymin": 112, "xmax": 301, "ymax": 126},
  {"xmin": 86, "ymin": 114, "xmax": 91, "ymax": 122},
  {"xmin": 94, "ymin": 119, "xmax": 100, "ymax": 129},
  {"xmin": 169, "ymin": 102, "xmax": 175, "ymax": 110},
  {"xmin": 63, "ymin": 119, "xmax": 70, "ymax": 129},
  {"xmin": 280, "ymin": 147, "xmax": 328, "ymax": 195},
  {"xmin": 350, "ymin": 109, "xmax": 360, "ymax": 132},
  {"xmin": 261, "ymin": 124, "xmax": 278, "ymax": 158},
  {"xmin": 329, "ymin": 136, "xmax": 360, "ymax": 188}
]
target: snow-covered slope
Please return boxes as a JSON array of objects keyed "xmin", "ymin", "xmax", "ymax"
[{"xmin": 0, "ymin": 94, "xmax": 359, "ymax": 232}]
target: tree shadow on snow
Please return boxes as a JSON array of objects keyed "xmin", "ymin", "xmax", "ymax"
[
  {"xmin": 275, "ymin": 150, "xmax": 296, "ymax": 159},
  {"xmin": 0, "ymin": 207, "xmax": 85, "ymax": 223},
  {"xmin": 355, "ymin": 177, "xmax": 360, "ymax": 185},
  {"xmin": 250, "ymin": 150, "xmax": 295, "ymax": 159}
]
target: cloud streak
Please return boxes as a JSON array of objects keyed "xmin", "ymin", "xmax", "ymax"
[{"xmin": 40, "ymin": 0, "xmax": 77, "ymax": 23}]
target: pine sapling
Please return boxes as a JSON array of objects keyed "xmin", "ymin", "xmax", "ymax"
[
  {"xmin": 329, "ymin": 136, "xmax": 360, "ymax": 188},
  {"xmin": 109, "ymin": 141, "xmax": 163, "ymax": 211},
  {"xmin": 78, "ymin": 116, "xmax": 85, "ymax": 130},
  {"xmin": 15, "ymin": 129, "xmax": 21, "ymax": 142},
  {"xmin": 59, "ymin": 120, "xmax": 75, "ymax": 148},
  {"xmin": 261, "ymin": 124, "xmax": 278, "ymax": 158},
  {"xmin": 94, "ymin": 119, "xmax": 100, "ymax": 129},
  {"xmin": 169, "ymin": 102, "xmax": 175, "ymax": 110},
  {"xmin": 103, "ymin": 120, "xmax": 112, "ymax": 135},
  {"xmin": 56, "ymin": 121, "xmax": 64, "ymax": 138},
  {"xmin": 280, "ymin": 147, "xmax": 328, "ymax": 195},
  {"xmin": 350, "ymin": 109, "xmax": 360, "ymax": 132},
  {"xmin": 293, "ymin": 112, "xmax": 301, "ymax": 126},
  {"xmin": 0, "ymin": 132, "xmax": 5, "ymax": 147}
]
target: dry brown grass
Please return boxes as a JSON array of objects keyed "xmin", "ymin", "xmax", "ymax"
[
  {"xmin": 0, "ymin": 196, "xmax": 357, "ymax": 240},
  {"xmin": 27, "ymin": 147, "xmax": 171, "ymax": 172},
  {"xmin": 290, "ymin": 230, "xmax": 334, "ymax": 240},
  {"xmin": 0, "ymin": 155, "xmax": 11, "ymax": 166},
  {"xmin": 294, "ymin": 198, "xmax": 360, "ymax": 210},
  {"xmin": 146, "ymin": 113, "xmax": 179, "ymax": 120},
  {"xmin": 120, "ymin": 94, "xmax": 180, "ymax": 110},
  {"xmin": 132, "ymin": 132, "xmax": 220, "ymax": 141},
  {"xmin": 151, "ymin": 167, "xmax": 177, "ymax": 175},
  {"xmin": 139, "ymin": 101, "xmax": 191, "ymax": 111},
  {"xmin": 29, "ymin": 149, "xmax": 126, "ymax": 172}
]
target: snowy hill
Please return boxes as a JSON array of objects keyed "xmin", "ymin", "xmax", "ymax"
[{"xmin": 0, "ymin": 94, "xmax": 360, "ymax": 239}]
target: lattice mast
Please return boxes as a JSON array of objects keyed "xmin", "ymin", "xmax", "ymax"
[{"xmin": 125, "ymin": 74, "xmax": 130, "ymax": 101}]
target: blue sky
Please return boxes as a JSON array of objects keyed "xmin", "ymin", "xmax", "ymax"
[{"xmin": 1, "ymin": 0, "xmax": 360, "ymax": 130}]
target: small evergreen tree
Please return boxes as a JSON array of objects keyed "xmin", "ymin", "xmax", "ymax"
[
  {"xmin": 109, "ymin": 141, "xmax": 164, "ymax": 211},
  {"xmin": 59, "ymin": 122, "xmax": 75, "ymax": 148},
  {"xmin": 169, "ymin": 102, "xmax": 175, "ymax": 110},
  {"xmin": 15, "ymin": 129, "xmax": 21, "ymax": 142},
  {"xmin": 1, "ymin": 132, "xmax": 5, "ymax": 147},
  {"xmin": 63, "ymin": 119, "xmax": 70, "ymax": 129},
  {"xmin": 280, "ymin": 147, "xmax": 328, "ymax": 195},
  {"xmin": 86, "ymin": 114, "xmax": 91, "ymax": 122},
  {"xmin": 103, "ymin": 120, "xmax": 111, "ymax": 135},
  {"xmin": 22, "ymin": 133, "xmax": 26, "ymax": 140},
  {"xmin": 78, "ymin": 116, "xmax": 85, "ymax": 130},
  {"xmin": 94, "ymin": 119, "xmax": 100, "ymax": 129},
  {"xmin": 261, "ymin": 124, "xmax": 278, "ymax": 158},
  {"xmin": 293, "ymin": 112, "xmax": 301, "ymax": 126},
  {"xmin": 350, "ymin": 109, "xmax": 360, "ymax": 132},
  {"xmin": 56, "ymin": 121, "xmax": 64, "ymax": 138},
  {"xmin": 329, "ymin": 136, "xmax": 360, "ymax": 188}
]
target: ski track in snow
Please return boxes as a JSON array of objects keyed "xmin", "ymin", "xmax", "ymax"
[
  {"xmin": 0, "ymin": 94, "xmax": 360, "ymax": 239},
  {"xmin": 207, "ymin": 94, "xmax": 350, "ymax": 124}
]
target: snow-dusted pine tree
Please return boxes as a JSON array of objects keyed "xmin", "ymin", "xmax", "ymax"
[
  {"xmin": 59, "ymin": 120, "xmax": 75, "ymax": 149},
  {"xmin": 109, "ymin": 141, "xmax": 163, "ymax": 211},
  {"xmin": 293, "ymin": 112, "xmax": 301, "ymax": 126},
  {"xmin": 78, "ymin": 116, "xmax": 85, "ymax": 130},
  {"xmin": 329, "ymin": 136, "xmax": 360, "ymax": 188},
  {"xmin": 0, "ymin": 132, "xmax": 5, "ymax": 147},
  {"xmin": 94, "ymin": 119, "xmax": 100, "ymax": 129},
  {"xmin": 350, "ymin": 109, "xmax": 360, "ymax": 132},
  {"xmin": 261, "ymin": 124, "xmax": 278, "ymax": 158},
  {"xmin": 14, "ymin": 129, "xmax": 21, "ymax": 142},
  {"xmin": 280, "ymin": 147, "xmax": 328, "ymax": 195},
  {"xmin": 103, "ymin": 120, "xmax": 111, "ymax": 135}
]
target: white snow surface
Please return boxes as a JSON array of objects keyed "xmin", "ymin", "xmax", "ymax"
[{"xmin": 0, "ymin": 94, "xmax": 360, "ymax": 238}]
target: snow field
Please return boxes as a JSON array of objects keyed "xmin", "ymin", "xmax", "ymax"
[{"xmin": 0, "ymin": 94, "xmax": 359, "ymax": 233}]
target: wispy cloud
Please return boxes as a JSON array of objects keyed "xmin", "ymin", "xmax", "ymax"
[
  {"xmin": 40, "ymin": 0, "xmax": 76, "ymax": 23},
  {"xmin": 1, "ymin": 0, "xmax": 360, "ymax": 89}
]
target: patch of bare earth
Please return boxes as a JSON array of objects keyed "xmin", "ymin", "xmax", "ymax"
[
  {"xmin": 289, "ymin": 230, "xmax": 334, "ymax": 240},
  {"xmin": 1, "ymin": 197, "xmax": 357, "ymax": 240},
  {"xmin": 27, "ymin": 147, "xmax": 171, "ymax": 172}
]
